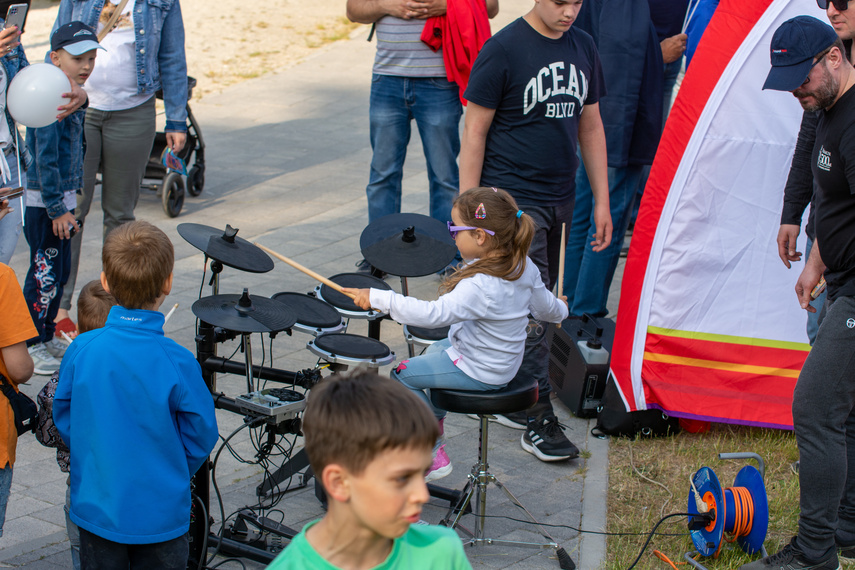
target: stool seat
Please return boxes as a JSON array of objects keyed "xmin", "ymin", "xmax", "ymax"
[{"xmin": 430, "ymin": 375, "xmax": 537, "ymax": 416}]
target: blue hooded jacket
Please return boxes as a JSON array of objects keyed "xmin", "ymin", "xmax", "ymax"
[{"xmin": 54, "ymin": 306, "xmax": 218, "ymax": 544}]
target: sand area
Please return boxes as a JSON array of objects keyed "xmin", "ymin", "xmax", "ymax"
[{"xmin": 24, "ymin": 0, "xmax": 359, "ymax": 99}]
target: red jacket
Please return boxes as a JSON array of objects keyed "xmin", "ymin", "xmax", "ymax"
[{"xmin": 421, "ymin": 0, "xmax": 492, "ymax": 105}]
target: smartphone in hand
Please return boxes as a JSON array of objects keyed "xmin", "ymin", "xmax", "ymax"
[
  {"xmin": 3, "ymin": 3, "xmax": 27, "ymax": 31},
  {"xmin": 0, "ymin": 187, "xmax": 22, "ymax": 201}
]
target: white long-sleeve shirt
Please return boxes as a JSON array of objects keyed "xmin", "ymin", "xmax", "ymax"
[{"xmin": 369, "ymin": 257, "xmax": 568, "ymax": 385}]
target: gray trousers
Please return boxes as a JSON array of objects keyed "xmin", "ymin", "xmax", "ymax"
[
  {"xmin": 794, "ymin": 294, "xmax": 855, "ymax": 557},
  {"xmin": 61, "ymin": 97, "xmax": 156, "ymax": 310}
]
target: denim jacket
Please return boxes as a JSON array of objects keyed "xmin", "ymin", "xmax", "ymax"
[
  {"xmin": 0, "ymin": 40, "xmax": 33, "ymax": 171},
  {"xmin": 25, "ymin": 104, "xmax": 86, "ymax": 219},
  {"xmin": 53, "ymin": 0, "xmax": 188, "ymax": 132}
]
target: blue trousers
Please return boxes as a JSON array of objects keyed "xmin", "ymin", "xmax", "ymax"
[
  {"xmin": 391, "ymin": 339, "xmax": 496, "ymax": 420},
  {"xmin": 23, "ymin": 207, "xmax": 72, "ymax": 345},
  {"xmin": 366, "ymin": 74, "xmax": 461, "ymax": 224},
  {"xmin": 564, "ymin": 163, "xmax": 645, "ymax": 317}
]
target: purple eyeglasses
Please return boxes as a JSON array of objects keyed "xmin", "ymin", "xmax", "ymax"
[{"xmin": 447, "ymin": 221, "xmax": 496, "ymax": 239}]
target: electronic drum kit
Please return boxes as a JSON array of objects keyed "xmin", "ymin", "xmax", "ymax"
[{"xmin": 181, "ymin": 215, "xmax": 457, "ymax": 564}]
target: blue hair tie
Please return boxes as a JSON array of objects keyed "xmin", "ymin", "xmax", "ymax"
[{"xmin": 516, "ymin": 210, "xmax": 523, "ymax": 218}]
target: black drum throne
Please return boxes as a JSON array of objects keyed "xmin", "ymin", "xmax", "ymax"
[{"xmin": 430, "ymin": 377, "xmax": 576, "ymax": 570}]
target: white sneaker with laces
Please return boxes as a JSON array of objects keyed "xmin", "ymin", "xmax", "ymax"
[
  {"xmin": 44, "ymin": 337, "xmax": 69, "ymax": 359},
  {"xmin": 28, "ymin": 343, "xmax": 61, "ymax": 375}
]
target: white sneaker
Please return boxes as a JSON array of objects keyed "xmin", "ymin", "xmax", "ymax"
[
  {"xmin": 28, "ymin": 343, "xmax": 61, "ymax": 375},
  {"xmin": 44, "ymin": 337, "xmax": 69, "ymax": 359}
]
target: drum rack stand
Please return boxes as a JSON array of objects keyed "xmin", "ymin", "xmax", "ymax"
[{"xmin": 190, "ymin": 320, "xmax": 322, "ymax": 566}]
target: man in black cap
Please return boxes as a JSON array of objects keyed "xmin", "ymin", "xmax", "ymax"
[{"xmin": 746, "ymin": 14, "xmax": 855, "ymax": 570}]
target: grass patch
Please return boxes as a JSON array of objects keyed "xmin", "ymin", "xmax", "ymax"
[{"xmin": 605, "ymin": 424, "xmax": 809, "ymax": 569}]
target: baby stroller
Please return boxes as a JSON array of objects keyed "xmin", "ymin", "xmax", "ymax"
[{"xmin": 142, "ymin": 76, "xmax": 206, "ymax": 217}]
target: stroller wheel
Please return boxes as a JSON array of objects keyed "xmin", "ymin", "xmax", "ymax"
[
  {"xmin": 162, "ymin": 172, "xmax": 185, "ymax": 218},
  {"xmin": 187, "ymin": 165, "xmax": 204, "ymax": 197}
]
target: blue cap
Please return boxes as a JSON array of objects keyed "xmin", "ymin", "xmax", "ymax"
[
  {"xmin": 763, "ymin": 16, "xmax": 838, "ymax": 91},
  {"xmin": 50, "ymin": 21, "xmax": 104, "ymax": 56}
]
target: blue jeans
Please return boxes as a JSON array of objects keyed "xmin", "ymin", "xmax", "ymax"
[
  {"xmin": 23, "ymin": 207, "xmax": 72, "ymax": 345},
  {"xmin": 79, "ymin": 528, "xmax": 189, "ymax": 570},
  {"xmin": 0, "ymin": 155, "xmax": 27, "ymax": 264},
  {"xmin": 804, "ymin": 237, "xmax": 826, "ymax": 346},
  {"xmin": 391, "ymin": 339, "xmax": 496, "ymax": 420},
  {"xmin": 0, "ymin": 463, "xmax": 12, "ymax": 537},
  {"xmin": 564, "ymin": 163, "xmax": 645, "ymax": 317},
  {"xmin": 367, "ymin": 74, "xmax": 461, "ymax": 224}
]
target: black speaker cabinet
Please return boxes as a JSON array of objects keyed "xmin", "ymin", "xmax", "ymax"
[{"xmin": 547, "ymin": 315, "xmax": 616, "ymax": 418}]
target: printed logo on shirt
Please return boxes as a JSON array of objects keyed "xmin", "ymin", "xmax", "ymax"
[
  {"xmin": 847, "ymin": 318, "xmax": 855, "ymax": 329},
  {"xmin": 818, "ymin": 146, "xmax": 832, "ymax": 172},
  {"xmin": 523, "ymin": 61, "xmax": 588, "ymax": 117},
  {"xmin": 119, "ymin": 316, "xmax": 143, "ymax": 322},
  {"xmin": 45, "ymin": 247, "xmax": 58, "ymax": 259}
]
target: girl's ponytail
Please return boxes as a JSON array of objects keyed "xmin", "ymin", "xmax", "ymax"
[{"xmin": 440, "ymin": 187, "xmax": 534, "ymax": 294}]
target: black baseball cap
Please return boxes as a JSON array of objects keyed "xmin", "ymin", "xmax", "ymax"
[
  {"xmin": 763, "ymin": 16, "xmax": 838, "ymax": 91},
  {"xmin": 50, "ymin": 21, "xmax": 104, "ymax": 56}
]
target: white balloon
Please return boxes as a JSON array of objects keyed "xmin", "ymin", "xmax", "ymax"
[{"xmin": 7, "ymin": 63, "xmax": 71, "ymax": 129}]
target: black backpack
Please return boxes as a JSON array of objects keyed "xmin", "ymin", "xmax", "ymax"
[{"xmin": 591, "ymin": 376, "xmax": 680, "ymax": 438}]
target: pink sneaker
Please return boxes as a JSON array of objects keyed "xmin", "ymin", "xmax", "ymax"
[{"xmin": 425, "ymin": 445, "xmax": 453, "ymax": 482}]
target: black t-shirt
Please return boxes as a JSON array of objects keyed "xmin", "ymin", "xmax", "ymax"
[
  {"xmin": 812, "ymin": 86, "xmax": 855, "ymax": 300},
  {"xmin": 464, "ymin": 18, "xmax": 606, "ymax": 207}
]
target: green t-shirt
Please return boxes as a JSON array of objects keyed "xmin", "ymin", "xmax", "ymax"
[{"xmin": 266, "ymin": 521, "xmax": 472, "ymax": 569}]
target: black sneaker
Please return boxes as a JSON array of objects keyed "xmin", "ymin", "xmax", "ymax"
[
  {"xmin": 837, "ymin": 539, "xmax": 855, "ymax": 560},
  {"xmin": 355, "ymin": 259, "xmax": 387, "ymax": 279},
  {"xmin": 738, "ymin": 538, "xmax": 839, "ymax": 570},
  {"xmin": 521, "ymin": 415, "xmax": 579, "ymax": 461}
]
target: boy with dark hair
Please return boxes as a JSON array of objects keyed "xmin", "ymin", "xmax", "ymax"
[
  {"xmin": 36, "ymin": 279, "xmax": 116, "ymax": 570},
  {"xmin": 54, "ymin": 220, "xmax": 218, "ymax": 569},
  {"xmin": 0, "ymin": 260, "xmax": 35, "ymax": 538},
  {"xmin": 267, "ymin": 371, "xmax": 471, "ymax": 569},
  {"xmin": 23, "ymin": 21, "xmax": 103, "ymax": 375},
  {"xmin": 459, "ymin": 0, "xmax": 612, "ymax": 462}
]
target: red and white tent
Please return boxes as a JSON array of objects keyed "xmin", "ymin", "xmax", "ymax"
[{"xmin": 610, "ymin": 0, "xmax": 818, "ymax": 429}]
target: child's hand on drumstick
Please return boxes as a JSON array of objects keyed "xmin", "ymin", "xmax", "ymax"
[
  {"xmin": 0, "ymin": 197, "xmax": 9, "ymax": 222},
  {"xmin": 559, "ymin": 295, "xmax": 568, "ymax": 310},
  {"xmin": 342, "ymin": 287, "xmax": 372, "ymax": 310}
]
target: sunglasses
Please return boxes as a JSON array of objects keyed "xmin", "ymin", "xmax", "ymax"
[
  {"xmin": 447, "ymin": 221, "xmax": 496, "ymax": 240},
  {"xmin": 818, "ymin": 0, "xmax": 850, "ymax": 11}
]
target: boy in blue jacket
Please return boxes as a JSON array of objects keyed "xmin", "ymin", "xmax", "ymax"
[
  {"xmin": 23, "ymin": 22, "xmax": 102, "ymax": 376},
  {"xmin": 54, "ymin": 220, "xmax": 218, "ymax": 569}
]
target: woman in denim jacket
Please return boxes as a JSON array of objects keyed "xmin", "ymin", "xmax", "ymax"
[{"xmin": 53, "ymin": 0, "xmax": 188, "ymax": 329}]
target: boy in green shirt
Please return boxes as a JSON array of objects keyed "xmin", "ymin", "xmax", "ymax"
[{"xmin": 267, "ymin": 370, "xmax": 471, "ymax": 570}]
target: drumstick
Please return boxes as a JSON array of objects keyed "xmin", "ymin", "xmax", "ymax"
[
  {"xmin": 164, "ymin": 303, "xmax": 179, "ymax": 324},
  {"xmin": 254, "ymin": 243, "xmax": 357, "ymax": 300},
  {"xmin": 556, "ymin": 223, "xmax": 566, "ymax": 330}
]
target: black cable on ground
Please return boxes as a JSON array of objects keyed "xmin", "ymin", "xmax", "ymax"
[{"xmin": 625, "ymin": 512, "xmax": 694, "ymax": 570}]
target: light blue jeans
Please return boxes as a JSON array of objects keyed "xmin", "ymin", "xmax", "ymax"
[
  {"xmin": 0, "ymin": 463, "xmax": 12, "ymax": 537},
  {"xmin": 367, "ymin": 74, "xmax": 461, "ymax": 224},
  {"xmin": 391, "ymin": 339, "xmax": 497, "ymax": 421},
  {"xmin": 564, "ymin": 163, "xmax": 646, "ymax": 317},
  {"xmin": 804, "ymin": 237, "xmax": 826, "ymax": 346},
  {"xmin": 0, "ymin": 155, "xmax": 27, "ymax": 264}
]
